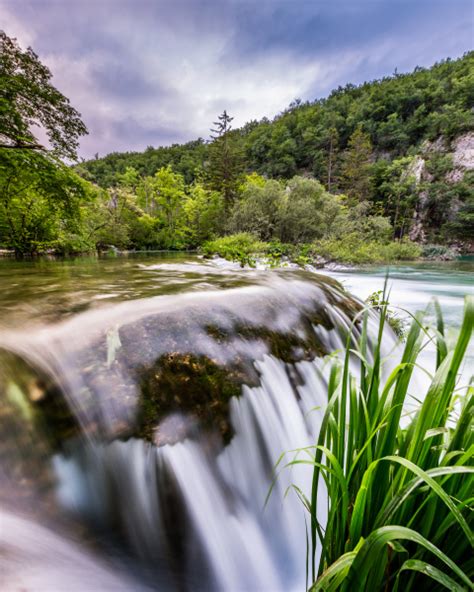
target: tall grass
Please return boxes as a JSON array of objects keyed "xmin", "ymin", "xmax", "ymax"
[{"xmin": 279, "ymin": 294, "xmax": 473, "ymax": 591}]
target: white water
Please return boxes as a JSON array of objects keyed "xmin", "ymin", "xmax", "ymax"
[
  {"xmin": 323, "ymin": 264, "xmax": 474, "ymax": 328},
  {"xmin": 323, "ymin": 264, "xmax": 474, "ymax": 393},
  {"xmin": 0, "ymin": 508, "xmax": 152, "ymax": 591},
  {"xmin": 51, "ymin": 353, "xmax": 336, "ymax": 591},
  {"xmin": 0, "ymin": 265, "xmax": 451, "ymax": 591}
]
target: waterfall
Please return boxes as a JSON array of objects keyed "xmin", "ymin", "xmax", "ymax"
[{"xmin": 0, "ymin": 271, "xmax": 396, "ymax": 591}]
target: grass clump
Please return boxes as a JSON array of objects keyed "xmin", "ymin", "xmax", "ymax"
[
  {"xmin": 278, "ymin": 293, "xmax": 473, "ymax": 591},
  {"xmin": 366, "ymin": 290, "xmax": 407, "ymax": 339}
]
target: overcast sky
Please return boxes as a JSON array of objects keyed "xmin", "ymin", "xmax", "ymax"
[{"xmin": 1, "ymin": 0, "xmax": 472, "ymax": 159}]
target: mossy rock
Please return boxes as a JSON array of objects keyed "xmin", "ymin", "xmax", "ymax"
[{"xmin": 136, "ymin": 353, "xmax": 246, "ymax": 443}]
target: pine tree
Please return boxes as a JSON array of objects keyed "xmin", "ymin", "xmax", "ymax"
[
  {"xmin": 339, "ymin": 127, "xmax": 373, "ymax": 204},
  {"xmin": 207, "ymin": 110, "xmax": 242, "ymax": 210}
]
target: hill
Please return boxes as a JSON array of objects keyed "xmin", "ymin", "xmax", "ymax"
[
  {"xmin": 80, "ymin": 53, "xmax": 473, "ymax": 185},
  {"xmin": 78, "ymin": 52, "xmax": 474, "ymax": 247}
]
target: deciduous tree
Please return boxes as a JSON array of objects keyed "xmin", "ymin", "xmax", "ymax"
[{"xmin": 0, "ymin": 31, "xmax": 87, "ymax": 159}]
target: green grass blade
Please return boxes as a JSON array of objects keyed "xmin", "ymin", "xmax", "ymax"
[
  {"xmin": 398, "ymin": 559, "xmax": 468, "ymax": 591},
  {"xmin": 345, "ymin": 526, "xmax": 473, "ymax": 590}
]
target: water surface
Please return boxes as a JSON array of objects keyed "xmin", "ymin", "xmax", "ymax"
[{"xmin": 0, "ymin": 253, "xmax": 472, "ymax": 591}]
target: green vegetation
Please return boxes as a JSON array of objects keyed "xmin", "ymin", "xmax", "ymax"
[
  {"xmin": 276, "ymin": 295, "xmax": 473, "ymax": 591},
  {"xmin": 202, "ymin": 173, "xmax": 422, "ymax": 266},
  {"xmin": 0, "ymin": 31, "xmax": 87, "ymax": 158},
  {"xmin": 0, "ymin": 31, "xmax": 90, "ymax": 255},
  {"xmin": 207, "ymin": 110, "xmax": 243, "ymax": 210},
  {"xmin": 313, "ymin": 235, "xmax": 422, "ymax": 265},
  {"xmin": 203, "ymin": 232, "xmax": 422, "ymax": 268},
  {"xmin": 365, "ymin": 290, "xmax": 407, "ymax": 338},
  {"xmin": 202, "ymin": 233, "xmax": 267, "ymax": 267},
  {"xmin": 80, "ymin": 51, "xmax": 474, "ymax": 247},
  {"xmin": 1, "ymin": 31, "xmax": 472, "ymax": 257}
]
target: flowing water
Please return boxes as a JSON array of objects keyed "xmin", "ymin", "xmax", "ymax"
[{"xmin": 0, "ymin": 253, "xmax": 472, "ymax": 591}]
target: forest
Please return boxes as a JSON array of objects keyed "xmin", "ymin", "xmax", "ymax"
[{"xmin": 1, "ymin": 31, "xmax": 473, "ymax": 259}]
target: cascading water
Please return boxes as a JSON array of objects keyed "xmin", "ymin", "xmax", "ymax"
[{"xmin": 0, "ymin": 263, "xmax": 396, "ymax": 591}]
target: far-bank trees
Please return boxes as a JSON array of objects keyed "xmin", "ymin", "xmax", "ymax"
[
  {"xmin": 207, "ymin": 110, "xmax": 243, "ymax": 210},
  {"xmin": 339, "ymin": 127, "xmax": 373, "ymax": 204},
  {"xmin": 228, "ymin": 174, "xmax": 284, "ymax": 240}
]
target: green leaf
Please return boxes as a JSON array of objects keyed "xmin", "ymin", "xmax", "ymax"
[{"xmin": 398, "ymin": 559, "xmax": 468, "ymax": 591}]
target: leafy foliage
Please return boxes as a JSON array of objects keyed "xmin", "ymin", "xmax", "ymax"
[
  {"xmin": 0, "ymin": 149, "xmax": 90, "ymax": 254},
  {"xmin": 314, "ymin": 235, "xmax": 422, "ymax": 264},
  {"xmin": 0, "ymin": 31, "xmax": 87, "ymax": 159},
  {"xmin": 1, "ymin": 31, "xmax": 472, "ymax": 255},
  {"xmin": 202, "ymin": 232, "xmax": 266, "ymax": 267}
]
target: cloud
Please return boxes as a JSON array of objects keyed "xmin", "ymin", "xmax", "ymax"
[{"xmin": 1, "ymin": 0, "xmax": 472, "ymax": 159}]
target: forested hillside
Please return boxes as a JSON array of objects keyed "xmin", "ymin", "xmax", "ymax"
[
  {"xmin": 82, "ymin": 53, "xmax": 474, "ymax": 185},
  {"xmin": 1, "ymin": 30, "xmax": 472, "ymax": 257},
  {"xmin": 79, "ymin": 52, "xmax": 474, "ymax": 247}
]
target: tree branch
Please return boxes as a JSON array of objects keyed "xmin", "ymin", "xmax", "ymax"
[{"xmin": 0, "ymin": 142, "xmax": 46, "ymax": 151}]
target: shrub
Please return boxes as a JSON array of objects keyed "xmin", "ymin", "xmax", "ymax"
[
  {"xmin": 314, "ymin": 235, "xmax": 421, "ymax": 264},
  {"xmin": 379, "ymin": 239, "xmax": 422, "ymax": 261},
  {"xmin": 422, "ymin": 244, "xmax": 458, "ymax": 261},
  {"xmin": 201, "ymin": 233, "xmax": 267, "ymax": 267}
]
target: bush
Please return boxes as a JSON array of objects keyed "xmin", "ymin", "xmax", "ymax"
[
  {"xmin": 201, "ymin": 233, "xmax": 267, "ymax": 267},
  {"xmin": 422, "ymin": 244, "xmax": 458, "ymax": 261},
  {"xmin": 314, "ymin": 234, "xmax": 421, "ymax": 264},
  {"xmin": 379, "ymin": 239, "xmax": 422, "ymax": 261}
]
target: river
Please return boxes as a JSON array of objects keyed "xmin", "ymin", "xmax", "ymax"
[
  {"xmin": 0, "ymin": 254, "xmax": 472, "ymax": 329},
  {"xmin": 0, "ymin": 253, "xmax": 472, "ymax": 591}
]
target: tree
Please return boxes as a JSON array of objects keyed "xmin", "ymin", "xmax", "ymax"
[
  {"xmin": 148, "ymin": 166, "xmax": 187, "ymax": 248},
  {"xmin": 325, "ymin": 126, "xmax": 339, "ymax": 192},
  {"xmin": 0, "ymin": 31, "xmax": 87, "ymax": 159},
  {"xmin": 183, "ymin": 182, "xmax": 224, "ymax": 246},
  {"xmin": 207, "ymin": 110, "xmax": 242, "ymax": 210},
  {"xmin": 443, "ymin": 189, "xmax": 474, "ymax": 242},
  {"xmin": 279, "ymin": 177, "xmax": 338, "ymax": 243},
  {"xmin": 371, "ymin": 157, "xmax": 418, "ymax": 238},
  {"xmin": 229, "ymin": 175, "xmax": 284, "ymax": 240},
  {"xmin": 339, "ymin": 127, "xmax": 373, "ymax": 204},
  {"xmin": 0, "ymin": 149, "xmax": 88, "ymax": 253}
]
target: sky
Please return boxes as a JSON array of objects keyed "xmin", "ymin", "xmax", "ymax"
[{"xmin": 1, "ymin": 0, "xmax": 473, "ymax": 160}]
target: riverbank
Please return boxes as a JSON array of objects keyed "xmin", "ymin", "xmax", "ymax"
[{"xmin": 1, "ymin": 235, "xmax": 471, "ymax": 269}]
